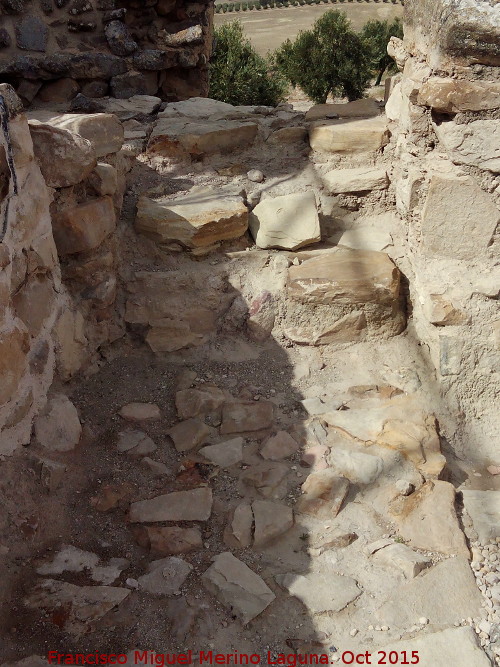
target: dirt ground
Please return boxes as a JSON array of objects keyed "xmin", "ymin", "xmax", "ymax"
[{"xmin": 214, "ymin": 4, "xmax": 403, "ymax": 55}]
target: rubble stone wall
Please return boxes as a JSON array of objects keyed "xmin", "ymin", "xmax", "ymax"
[
  {"xmin": 387, "ymin": 0, "xmax": 500, "ymax": 460},
  {"xmin": 0, "ymin": 0, "xmax": 213, "ymax": 105}
]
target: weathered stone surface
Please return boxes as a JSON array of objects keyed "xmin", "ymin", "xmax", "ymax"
[
  {"xmin": 27, "ymin": 111, "xmax": 123, "ymax": 157},
  {"xmin": 38, "ymin": 78, "xmax": 79, "ymax": 103},
  {"xmin": 52, "ymin": 197, "xmax": 116, "ymax": 256},
  {"xmin": 421, "ymin": 173, "xmax": 500, "ymax": 260},
  {"xmin": 433, "ymin": 119, "xmax": 500, "ymax": 173},
  {"xmin": 285, "ymin": 248, "xmax": 405, "ymax": 345},
  {"xmin": 145, "ymin": 526, "xmax": 203, "ymax": 555},
  {"xmin": 391, "ymin": 481, "xmax": 469, "ymax": 556},
  {"xmin": 29, "ymin": 120, "xmax": 96, "ymax": 188},
  {"xmin": 309, "ymin": 117, "xmax": 390, "ymax": 153},
  {"xmin": 377, "ymin": 557, "xmax": 483, "ymax": 627},
  {"xmin": 89, "ymin": 163, "xmax": 118, "ymax": 197},
  {"xmin": 221, "ymin": 400, "xmax": 274, "ymax": 435},
  {"xmin": 252, "ymin": 500, "xmax": 293, "ymax": 547},
  {"xmin": 167, "ymin": 418, "xmax": 210, "ymax": 452},
  {"xmin": 296, "ymin": 471, "xmax": 349, "ymax": 518},
  {"xmin": 202, "ymin": 552, "xmax": 275, "ymax": 625},
  {"xmin": 34, "ymin": 394, "xmax": 82, "ymax": 452},
  {"xmin": 247, "ymin": 290, "xmax": 276, "ymax": 341},
  {"xmin": 175, "ymin": 386, "xmax": 226, "ymax": 420},
  {"xmin": 306, "ymin": 98, "xmax": 381, "ymax": 122},
  {"xmin": 12, "ymin": 274, "xmax": 55, "ymax": 337},
  {"xmin": 199, "ymin": 438, "xmax": 243, "ymax": 467},
  {"xmin": 148, "ymin": 117, "xmax": 259, "ymax": 158},
  {"xmin": 417, "ymin": 78, "xmax": 500, "ymax": 112},
  {"xmin": 380, "ymin": 627, "xmax": 491, "ymax": 667},
  {"xmin": 249, "ymin": 192, "xmax": 320, "ymax": 251},
  {"xmin": 275, "ymin": 571, "xmax": 360, "ymax": 614},
  {"xmin": 240, "ymin": 462, "xmax": 289, "ymax": 500},
  {"xmin": 328, "ymin": 447, "xmax": 384, "ymax": 485},
  {"xmin": 260, "ymin": 431, "xmax": 299, "ymax": 460},
  {"xmin": 116, "ymin": 430, "xmax": 156, "ymax": 457},
  {"xmin": 266, "ymin": 126, "xmax": 307, "ymax": 145},
  {"xmin": 324, "ymin": 167, "xmax": 389, "ymax": 194},
  {"xmin": 15, "ymin": 16, "xmax": 48, "ymax": 52},
  {"xmin": 105, "ymin": 20, "xmax": 138, "ymax": 56},
  {"xmin": 138, "ymin": 557, "xmax": 192, "ymax": 596},
  {"xmin": 100, "ymin": 95, "xmax": 162, "ymax": 119},
  {"xmin": 25, "ymin": 579, "xmax": 130, "ymax": 637},
  {"xmin": 136, "ymin": 186, "xmax": 248, "ymax": 250},
  {"xmin": 119, "ymin": 403, "xmax": 160, "ymax": 422},
  {"xmin": 423, "ymin": 293, "xmax": 467, "ymax": 326},
  {"xmin": 462, "ymin": 490, "xmax": 500, "ymax": 544},
  {"xmin": 110, "ymin": 70, "xmax": 158, "ymax": 99},
  {"xmin": 0, "ymin": 326, "xmax": 28, "ymax": 406},
  {"xmin": 224, "ymin": 503, "xmax": 253, "ymax": 548},
  {"xmin": 129, "ymin": 487, "xmax": 213, "ymax": 523},
  {"xmin": 372, "ymin": 543, "xmax": 432, "ymax": 579}
]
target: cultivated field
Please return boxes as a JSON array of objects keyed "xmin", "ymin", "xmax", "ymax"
[{"xmin": 214, "ymin": 4, "xmax": 403, "ymax": 55}]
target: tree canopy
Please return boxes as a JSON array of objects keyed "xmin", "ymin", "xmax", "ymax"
[{"xmin": 360, "ymin": 17, "xmax": 404, "ymax": 85}]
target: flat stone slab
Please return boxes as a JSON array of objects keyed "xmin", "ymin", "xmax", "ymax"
[
  {"xmin": 252, "ymin": 500, "xmax": 293, "ymax": 547},
  {"xmin": 136, "ymin": 186, "xmax": 248, "ymax": 250},
  {"xmin": 100, "ymin": 95, "xmax": 162, "ymax": 119},
  {"xmin": 249, "ymin": 191, "xmax": 320, "ymax": 251},
  {"xmin": 372, "ymin": 543, "xmax": 432, "ymax": 579},
  {"xmin": 138, "ymin": 557, "xmax": 192, "ymax": 596},
  {"xmin": 129, "ymin": 487, "xmax": 213, "ymax": 523},
  {"xmin": 202, "ymin": 552, "xmax": 275, "ymax": 625},
  {"xmin": 199, "ymin": 438, "xmax": 243, "ymax": 467},
  {"xmin": 324, "ymin": 167, "xmax": 389, "ymax": 194},
  {"xmin": 309, "ymin": 116, "xmax": 389, "ymax": 154},
  {"xmin": 306, "ymin": 98, "xmax": 381, "ymax": 121},
  {"xmin": 275, "ymin": 571, "xmax": 360, "ymax": 613},
  {"xmin": 462, "ymin": 490, "xmax": 500, "ymax": 543},
  {"xmin": 380, "ymin": 627, "xmax": 490, "ymax": 667},
  {"xmin": 221, "ymin": 400, "xmax": 274, "ymax": 435},
  {"xmin": 25, "ymin": 580, "xmax": 130, "ymax": 637},
  {"xmin": 376, "ymin": 556, "xmax": 483, "ymax": 628}
]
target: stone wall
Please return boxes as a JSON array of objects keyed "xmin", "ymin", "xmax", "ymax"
[
  {"xmin": 0, "ymin": 0, "xmax": 213, "ymax": 105},
  {"xmin": 0, "ymin": 82, "xmax": 129, "ymax": 454},
  {"xmin": 386, "ymin": 0, "xmax": 500, "ymax": 461}
]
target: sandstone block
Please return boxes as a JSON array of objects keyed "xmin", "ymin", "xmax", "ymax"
[
  {"xmin": 202, "ymin": 552, "xmax": 275, "ymax": 625},
  {"xmin": 421, "ymin": 173, "xmax": 499, "ymax": 260},
  {"xmin": 52, "ymin": 197, "xmax": 116, "ymax": 256},
  {"xmin": 249, "ymin": 191, "xmax": 320, "ymax": 251},
  {"xmin": 266, "ymin": 126, "xmax": 307, "ymax": 145},
  {"xmin": 221, "ymin": 401, "xmax": 274, "ymax": 435},
  {"xmin": 34, "ymin": 394, "xmax": 82, "ymax": 452},
  {"xmin": 119, "ymin": 403, "xmax": 160, "ymax": 422},
  {"xmin": 148, "ymin": 117, "xmax": 259, "ymax": 158},
  {"xmin": 167, "ymin": 418, "xmax": 211, "ymax": 452},
  {"xmin": 417, "ymin": 78, "xmax": 500, "ymax": 113},
  {"xmin": 129, "ymin": 487, "xmax": 213, "ymax": 523},
  {"xmin": 284, "ymin": 248, "xmax": 405, "ymax": 344},
  {"xmin": 175, "ymin": 386, "xmax": 226, "ymax": 420},
  {"xmin": 27, "ymin": 111, "xmax": 124, "ymax": 157},
  {"xmin": 136, "ymin": 186, "xmax": 248, "ymax": 250},
  {"xmin": 28, "ymin": 120, "xmax": 96, "ymax": 188},
  {"xmin": 252, "ymin": 500, "xmax": 293, "ymax": 547},
  {"xmin": 306, "ymin": 98, "xmax": 381, "ymax": 122},
  {"xmin": 309, "ymin": 116, "xmax": 389, "ymax": 154},
  {"xmin": 224, "ymin": 503, "xmax": 253, "ymax": 549},
  {"xmin": 433, "ymin": 119, "xmax": 500, "ymax": 173},
  {"xmin": 145, "ymin": 526, "xmax": 203, "ymax": 555},
  {"xmin": 199, "ymin": 438, "xmax": 243, "ymax": 467},
  {"xmin": 260, "ymin": 431, "xmax": 299, "ymax": 460},
  {"xmin": 324, "ymin": 166, "xmax": 389, "ymax": 194}
]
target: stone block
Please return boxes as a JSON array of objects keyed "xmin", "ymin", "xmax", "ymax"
[
  {"xmin": 12, "ymin": 274, "xmax": 56, "ymax": 337},
  {"xmin": 433, "ymin": 119, "xmax": 500, "ymax": 173},
  {"xmin": 249, "ymin": 191, "xmax": 320, "ymax": 251},
  {"xmin": 34, "ymin": 394, "xmax": 82, "ymax": 452},
  {"xmin": 418, "ymin": 78, "xmax": 500, "ymax": 113},
  {"xmin": 421, "ymin": 173, "xmax": 500, "ymax": 260},
  {"xmin": 306, "ymin": 98, "xmax": 381, "ymax": 121},
  {"xmin": 309, "ymin": 116, "xmax": 390, "ymax": 154},
  {"xmin": 52, "ymin": 197, "xmax": 116, "ymax": 256},
  {"xmin": 28, "ymin": 120, "xmax": 97, "ymax": 187},
  {"xmin": 324, "ymin": 167, "xmax": 389, "ymax": 194},
  {"xmin": 0, "ymin": 325, "xmax": 28, "ymax": 406},
  {"xmin": 135, "ymin": 186, "xmax": 248, "ymax": 250}
]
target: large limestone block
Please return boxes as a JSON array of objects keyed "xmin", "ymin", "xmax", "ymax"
[
  {"xmin": 249, "ymin": 191, "xmax": 320, "ymax": 251},
  {"xmin": 324, "ymin": 166, "xmax": 389, "ymax": 194},
  {"xmin": 390, "ymin": 480, "xmax": 469, "ymax": 556},
  {"xmin": 417, "ymin": 78, "xmax": 500, "ymax": 113},
  {"xmin": 202, "ymin": 552, "xmax": 275, "ymax": 625},
  {"xmin": 28, "ymin": 121, "xmax": 97, "ymax": 187},
  {"xmin": 27, "ymin": 111, "xmax": 123, "ymax": 157},
  {"xmin": 52, "ymin": 197, "xmax": 116, "ymax": 256},
  {"xmin": 148, "ymin": 117, "xmax": 259, "ymax": 158},
  {"xmin": 135, "ymin": 186, "xmax": 248, "ymax": 250},
  {"xmin": 305, "ymin": 98, "xmax": 381, "ymax": 122},
  {"xmin": 380, "ymin": 627, "xmax": 490, "ymax": 667},
  {"xmin": 309, "ymin": 116, "xmax": 389, "ymax": 154},
  {"xmin": 284, "ymin": 248, "xmax": 405, "ymax": 344},
  {"xmin": 433, "ymin": 119, "xmax": 500, "ymax": 173},
  {"xmin": 462, "ymin": 490, "xmax": 500, "ymax": 544},
  {"xmin": 376, "ymin": 557, "xmax": 483, "ymax": 628},
  {"xmin": 421, "ymin": 173, "xmax": 500, "ymax": 259}
]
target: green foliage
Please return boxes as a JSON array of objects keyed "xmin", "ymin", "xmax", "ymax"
[
  {"xmin": 209, "ymin": 21, "xmax": 287, "ymax": 106},
  {"xmin": 274, "ymin": 10, "xmax": 372, "ymax": 103},
  {"xmin": 360, "ymin": 17, "xmax": 403, "ymax": 84}
]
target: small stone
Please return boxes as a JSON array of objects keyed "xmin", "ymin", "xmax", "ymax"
[
  {"xmin": 129, "ymin": 487, "xmax": 213, "ymax": 523},
  {"xmin": 419, "ymin": 617, "xmax": 429, "ymax": 625},
  {"xmin": 167, "ymin": 418, "xmax": 211, "ymax": 452},
  {"xmin": 119, "ymin": 403, "xmax": 160, "ymax": 422},
  {"xmin": 350, "ymin": 629, "xmax": 358, "ymax": 637},
  {"xmin": 34, "ymin": 395, "xmax": 82, "ymax": 452},
  {"xmin": 396, "ymin": 479, "xmax": 415, "ymax": 496},
  {"xmin": 260, "ymin": 431, "xmax": 299, "ymax": 460},
  {"xmin": 126, "ymin": 578, "xmax": 138, "ymax": 589},
  {"xmin": 252, "ymin": 500, "xmax": 293, "ymax": 547},
  {"xmin": 199, "ymin": 438, "xmax": 243, "ymax": 467},
  {"xmin": 247, "ymin": 169, "xmax": 264, "ymax": 183},
  {"xmin": 141, "ymin": 458, "xmax": 171, "ymax": 476},
  {"xmin": 138, "ymin": 557, "xmax": 192, "ymax": 596}
]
